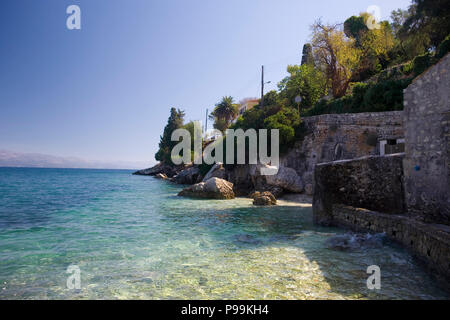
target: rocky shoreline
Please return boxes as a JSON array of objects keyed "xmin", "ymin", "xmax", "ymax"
[{"xmin": 133, "ymin": 162, "xmax": 310, "ymax": 205}]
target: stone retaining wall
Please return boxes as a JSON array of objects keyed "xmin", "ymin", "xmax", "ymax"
[
  {"xmin": 313, "ymin": 153, "xmax": 405, "ymax": 224},
  {"xmin": 281, "ymin": 111, "xmax": 404, "ymax": 188},
  {"xmin": 330, "ymin": 204, "xmax": 450, "ymax": 287}
]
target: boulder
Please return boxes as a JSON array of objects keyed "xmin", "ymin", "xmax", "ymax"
[
  {"xmin": 265, "ymin": 166, "xmax": 304, "ymax": 193},
  {"xmin": 202, "ymin": 162, "xmax": 227, "ymax": 182},
  {"xmin": 178, "ymin": 178, "xmax": 235, "ymax": 199},
  {"xmin": 173, "ymin": 166, "xmax": 201, "ymax": 185},
  {"xmin": 252, "ymin": 191, "xmax": 277, "ymax": 206}
]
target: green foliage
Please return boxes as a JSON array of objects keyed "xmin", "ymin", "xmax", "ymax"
[
  {"xmin": 301, "ymin": 43, "xmax": 314, "ymax": 66},
  {"xmin": 264, "ymin": 107, "xmax": 301, "ymax": 151},
  {"xmin": 401, "ymin": 61, "xmax": 414, "ymax": 75},
  {"xmin": 437, "ymin": 34, "xmax": 450, "ymax": 59},
  {"xmin": 304, "ymin": 78, "xmax": 412, "ymax": 116},
  {"xmin": 412, "ymin": 53, "xmax": 433, "ymax": 76},
  {"xmin": 344, "ymin": 15, "xmax": 368, "ymax": 46},
  {"xmin": 209, "ymin": 96, "xmax": 239, "ymax": 132},
  {"xmin": 182, "ymin": 121, "xmax": 202, "ymax": 162},
  {"xmin": 278, "ymin": 64, "xmax": 328, "ymax": 109},
  {"xmin": 155, "ymin": 108, "xmax": 185, "ymax": 164}
]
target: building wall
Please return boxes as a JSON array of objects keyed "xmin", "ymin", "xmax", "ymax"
[{"xmin": 403, "ymin": 53, "xmax": 450, "ymax": 225}]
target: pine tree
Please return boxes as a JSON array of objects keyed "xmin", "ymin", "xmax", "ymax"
[{"xmin": 155, "ymin": 108, "xmax": 185, "ymax": 164}]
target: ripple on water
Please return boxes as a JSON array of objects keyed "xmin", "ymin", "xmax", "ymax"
[{"xmin": 0, "ymin": 168, "xmax": 448, "ymax": 300}]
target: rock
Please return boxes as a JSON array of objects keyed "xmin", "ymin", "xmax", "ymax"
[
  {"xmin": 325, "ymin": 233, "xmax": 386, "ymax": 251},
  {"xmin": 173, "ymin": 166, "xmax": 201, "ymax": 185},
  {"xmin": 155, "ymin": 173, "xmax": 168, "ymax": 180},
  {"xmin": 253, "ymin": 191, "xmax": 277, "ymax": 206},
  {"xmin": 265, "ymin": 166, "xmax": 304, "ymax": 193},
  {"xmin": 178, "ymin": 178, "xmax": 235, "ymax": 200},
  {"xmin": 133, "ymin": 163, "xmax": 184, "ymax": 178},
  {"xmin": 202, "ymin": 162, "xmax": 227, "ymax": 182},
  {"xmin": 305, "ymin": 184, "xmax": 314, "ymax": 196}
]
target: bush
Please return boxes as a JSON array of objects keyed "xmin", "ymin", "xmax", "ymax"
[
  {"xmin": 437, "ymin": 34, "xmax": 450, "ymax": 59},
  {"xmin": 412, "ymin": 53, "xmax": 433, "ymax": 76},
  {"xmin": 303, "ymin": 78, "xmax": 412, "ymax": 116},
  {"xmin": 401, "ymin": 61, "xmax": 413, "ymax": 75}
]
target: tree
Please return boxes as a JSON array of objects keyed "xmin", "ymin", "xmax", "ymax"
[
  {"xmin": 264, "ymin": 107, "xmax": 301, "ymax": 151},
  {"xmin": 209, "ymin": 96, "xmax": 239, "ymax": 132},
  {"xmin": 344, "ymin": 15, "xmax": 368, "ymax": 46},
  {"xmin": 401, "ymin": 0, "xmax": 450, "ymax": 48},
  {"xmin": 301, "ymin": 43, "xmax": 314, "ymax": 65},
  {"xmin": 278, "ymin": 64, "xmax": 328, "ymax": 109},
  {"xmin": 155, "ymin": 107, "xmax": 185, "ymax": 164},
  {"xmin": 390, "ymin": 6, "xmax": 430, "ymax": 62},
  {"xmin": 311, "ymin": 21, "xmax": 361, "ymax": 98}
]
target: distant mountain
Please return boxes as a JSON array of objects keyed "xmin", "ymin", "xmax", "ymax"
[{"xmin": 0, "ymin": 150, "xmax": 153, "ymax": 170}]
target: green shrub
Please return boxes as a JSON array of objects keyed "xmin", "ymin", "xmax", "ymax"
[
  {"xmin": 412, "ymin": 53, "xmax": 432, "ymax": 76},
  {"xmin": 437, "ymin": 34, "xmax": 450, "ymax": 59},
  {"xmin": 303, "ymin": 78, "xmax": 412, "ymax": 116},
  {"xmin": 401, "ymin": 61, "xmax": 413, "ymax": 75}
]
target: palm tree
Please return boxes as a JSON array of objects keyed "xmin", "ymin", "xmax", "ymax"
[{"xmin": 209, "ymin": 96, "xmax": 239, "ymax": 132}]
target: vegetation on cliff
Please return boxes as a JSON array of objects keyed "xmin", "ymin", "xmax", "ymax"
[{"xmin": 155, "ymin": 0, "xmax": 450, "ymax": 163}]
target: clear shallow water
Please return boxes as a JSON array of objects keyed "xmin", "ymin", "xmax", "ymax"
[{"xmin": 0, "ymin": 167, "xmax": 448, "ymax": 300}]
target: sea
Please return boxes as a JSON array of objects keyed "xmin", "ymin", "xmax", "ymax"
[{"xmin": 0, "ymin": 167, "xmax": 448, "ymax": 299}]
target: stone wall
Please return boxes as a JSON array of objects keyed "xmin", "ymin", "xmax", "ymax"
[
  {"xmin": 330, "ymin": 204, "xmax": 450, "ymax": 287},
  {"xmin": 281, "ymin": 111, "xmax": 404, "ymax": 189},
  {"xmin": 403, "ymin": 53, "xmax": 450, "ymax": 225},
  {"xmin": 313, "ymin": 154, "xmax": 405, "ymax": 226},
  {"xmin": 312, "ymin": 153, "xmax": 450, "ymax": 287}
]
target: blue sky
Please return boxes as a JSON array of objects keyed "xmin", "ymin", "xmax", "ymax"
[{"xmin": 0, "ymin": 0, "xmax": 411, "ymax": 167}]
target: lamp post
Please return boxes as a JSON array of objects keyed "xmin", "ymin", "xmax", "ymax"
[{"xmin": 260, "ymin": 65, "xmax": 271, "ymax": 108}]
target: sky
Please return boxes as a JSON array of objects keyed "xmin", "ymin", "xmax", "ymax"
[{"xmin": 0, "ymin": 0, "xmax": 411, "ymax": 168}]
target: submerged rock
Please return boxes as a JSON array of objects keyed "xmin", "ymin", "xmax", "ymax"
[
  {"xmin": 252, "ymin": 191, "xmax": 277, "ymax": 206},
  {"xmin": 325, "ymin": 233, "xmax": 386, "ymax": 251},
  {"xmin": 233, "ymin": 234, "xmax": 262, "ymax": 245},
  {"xmin": 178, "ymin": 178, "xmax": 235, "ymax": 200}
]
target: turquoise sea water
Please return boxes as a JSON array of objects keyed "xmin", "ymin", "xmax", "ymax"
[{"xmin": 0, "ymin": 167, "xmax": 448, "ymax": 300}]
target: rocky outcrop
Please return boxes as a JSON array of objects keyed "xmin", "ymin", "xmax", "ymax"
[
  {"xmin": 251, "ymin": 191, "xmax": 277, "ymax": 206},
  {"xmin": 133, "ymin": 163, "xmax": 184, "ymax": 178},
  {"xmin": 172, "ymin": 166, "xmax": 202, "ymax": 185},
  {"xmin": 202, "ymin": 162, "xmax": 227, "ymax": 182},
  {"xmin": 178, "ymin": 178, "xmax": 235, "ymax": 200},
  {"xmin": 265, "ymin": 166, "xmax": 304, "ymax": 193}
]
